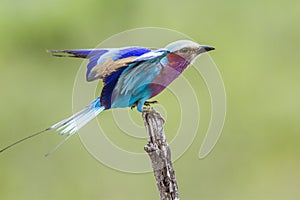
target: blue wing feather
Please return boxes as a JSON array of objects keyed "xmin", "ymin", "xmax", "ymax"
[
  {"xmin": 100, "ymin": 66, "xmax": 128, "ymax": 108},
  {"xmin": 86, "ymin": 51, "xmax": 110, "ymax": 80},
  {"xmin": 117, "ymin": 47, "xmax": 151, "ymax": 59},
  {"xmin": 108, "ymin": 50, "xmax": 169, "ymax": 110},
  {"xmin": 132, "ymin": 49, "xmax": 168, "ymax": 62},
  {"xmin": 99, "ymin": 47, "xmax": 156, "ymax": 108},
  {"xmin": 86, "ymin": 47, "xmax": 151, "ymax": 82},
  {"xmin": 100, "ymin": 49, "xmax": 169, "ymax": 110}
]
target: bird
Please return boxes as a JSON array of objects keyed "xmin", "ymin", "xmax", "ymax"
[{"xmin": 0, "ymin": 40, "xmax": 214, "ymax": 155}]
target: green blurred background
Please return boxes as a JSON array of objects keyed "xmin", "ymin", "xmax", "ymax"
[{"xmin": 0, "ymin": 0, "xmax": 299, "ymax": 199}]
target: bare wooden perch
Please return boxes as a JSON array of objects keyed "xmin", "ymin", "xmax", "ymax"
[{"xmin": 142, "ymin": 108, "xmax": 180, "ymax": 200}]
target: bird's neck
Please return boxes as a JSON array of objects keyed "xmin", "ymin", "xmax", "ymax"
[
  {"xmin": 148, "ymin": 53, "xmax": 191, "ymax": 98},
  {"xmin": 163, "ymin": 53, "xmax": 190, "ymax": 72}
]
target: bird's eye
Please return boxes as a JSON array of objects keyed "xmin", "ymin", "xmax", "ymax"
[{"xmin": 181, "ymin": 48, "xmax": 189, "ymax": 53}]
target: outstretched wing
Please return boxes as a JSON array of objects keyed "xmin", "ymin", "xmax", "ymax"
[
  {"xmin": 48, "ymin": 47, "xmax": 152, "ymax": 81},
  {"xmin": 48, "ymin": 46, "xmax": 169, "ymax": 109}
]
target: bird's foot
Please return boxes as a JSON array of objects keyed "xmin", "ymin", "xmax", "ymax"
[
  {"xmin": 144, "ymin": 100, "xmax": 158, "ymax": 107},
  {"xmin": 131, "ymin": 101, "xmax": 158, "ymax": 111},
  {"xmin": 130, "ymin": 104, "xmax": 136, "ymax": 110}
]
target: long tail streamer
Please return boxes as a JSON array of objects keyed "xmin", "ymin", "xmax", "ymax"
[{"xmin": 0, "ymin": 97, "xmax": 104, "ymax": 156}]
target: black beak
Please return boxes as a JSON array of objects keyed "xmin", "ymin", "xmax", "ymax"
[{"xmin": 197, "ymin": 46, "xmax": 215, "ymax": 54}]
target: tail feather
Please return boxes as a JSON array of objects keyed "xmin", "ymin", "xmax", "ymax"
[
  {"xmin": 45, "ymin": 97, "xmax": 105, "ymax": 156},
  {"xmin": 50, "ymin": 97, "xmax": 105, "ymax": 135},
  {"xmin": 0, "ymin": 97, "xmax": 104, "ymax": 156},
  {"xmin": 45, "ymin": 134, "xmax": 73, "ymax": 157}
]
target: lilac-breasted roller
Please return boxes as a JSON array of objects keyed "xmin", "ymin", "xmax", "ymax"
[{"xmin": 0, "ymin": 40, "xmax": 214, "ymax": 155}]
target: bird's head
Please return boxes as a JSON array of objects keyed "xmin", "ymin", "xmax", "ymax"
[{"xmin": 165, "ymin": 40, "xmax": 215, "ymax": 62}]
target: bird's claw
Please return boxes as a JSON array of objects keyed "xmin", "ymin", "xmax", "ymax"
[
  {"xmin": 131, "ymin": 105, "xmax": 136, "ymax": 110},
  {"xmin": 130, "ymin": 100, "xmax": 158, "ymax": 111},
  {"xmin": 144, "ymin": 100, "xmax": 158, "ymax": 107}
]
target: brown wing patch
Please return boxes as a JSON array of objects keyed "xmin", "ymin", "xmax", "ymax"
[{"xmin": 87, "ymin": 56, "xmax": 138, "ymax": 81}]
